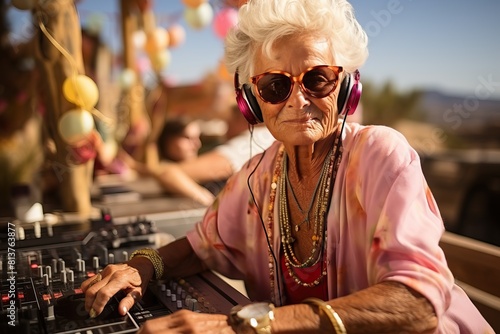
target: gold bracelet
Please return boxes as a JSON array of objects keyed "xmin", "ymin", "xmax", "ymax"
[
  {"xmin": 129, "ymin": 248, "xmax": 164, "ymax": 280},
  {"xmin": 303, "ymin": 298, "xmax": 347, "ymax": 334}
]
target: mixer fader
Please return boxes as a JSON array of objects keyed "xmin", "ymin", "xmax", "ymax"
[{"xmin": 0, "ymin": 215, "xmax": 249, "ymax": 333}]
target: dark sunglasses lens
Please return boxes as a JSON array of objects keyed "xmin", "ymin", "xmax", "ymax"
[
  {"xmin": 257, "ymin": 74, "xmax": 292, "ymax": 103},
  {"xmin": 302, "ymin": 67, "xmax": 338, "ymax": 97}
]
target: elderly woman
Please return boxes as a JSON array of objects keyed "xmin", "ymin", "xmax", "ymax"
[{"xmin": 82, "ymin": 0, "xmax": 492, "ymax": 333}]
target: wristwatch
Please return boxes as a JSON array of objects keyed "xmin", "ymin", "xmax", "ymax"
[{"xmin": 229, "ymin": 302, "xmax": 275, "ymax": 334}]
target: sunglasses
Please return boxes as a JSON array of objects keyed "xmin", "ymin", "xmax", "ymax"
[{"xmin": 250, "ymin": 65, "xmax": 343, "ymax": 104}]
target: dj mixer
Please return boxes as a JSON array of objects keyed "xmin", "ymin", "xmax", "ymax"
[{"xmin": 0, "ymin": 214, "xmax": 249, "ymax": 333}]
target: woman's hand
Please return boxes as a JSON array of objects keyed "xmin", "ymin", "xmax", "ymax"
[
  {"xmin": 80, "ymin": 257, "xmax": 155, "ymax": 317},
  {"xmin": 137, "ymin": 310, "xmax": 235, "ymax": 334}
]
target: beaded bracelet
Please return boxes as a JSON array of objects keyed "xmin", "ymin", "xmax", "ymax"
[
  {"xmin": 129, "ymin": 248, "xmax": 164, "ymax": 280},
  {"xmin": 303, "ymin": 298, "xmax": 347, "ymax": 334}
]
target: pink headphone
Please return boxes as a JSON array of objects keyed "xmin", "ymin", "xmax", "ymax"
[{"xmin": 234, "ymin": 70, "xmax": 362, "ymax": 125}]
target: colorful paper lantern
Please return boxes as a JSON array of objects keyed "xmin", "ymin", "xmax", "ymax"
[
  {"xmin": 132, "ymin": 30, "xmax": 147, "ymax": 50},
  {"xmin": 68, "ymin": 131, "xmax": 100, "ymax": 164},
  {"xmin": 184, "ymin": 3, "xmax": 213, "ymax": 30},
  {"xmin": 149, "ymin": 49, "xmax": 171, "ymax": 72},
  {"xmin": 167, "ymin": 24, "xmax": 186, "ymax": 48},
  {"xmin": 62, "ymin": 75, "xmax": 99, "ymax": 110},
  {"xmin": 119, "ymin": 68, "xmax": 137, "ymax": 90},
  {"xmin": 213, "ymin": 8, "xmax": 238, "ymax": 39},
  {"xmin": 144, "ymin": 27, "xmax": 169, "ymax": 54},
  {"xmin": 58, "ymin": 108, "xmax": 95, "ymax": 145}
]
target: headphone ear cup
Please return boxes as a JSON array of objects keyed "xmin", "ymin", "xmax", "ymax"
[
  {"xmin": 337, "ymin": 75, "xmax": 350, "ymax": 115},
  {"xmin": 236, "ymin": 84, "xmax": 263, "ymax": 124},
  {"xmin": 337, "ymin": 70, "xmax": 362, "ymax": 116}
]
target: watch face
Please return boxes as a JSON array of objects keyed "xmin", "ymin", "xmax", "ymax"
[{"xmin": 237, "ymin": 303, "xmax": 273, "ymax": 320}]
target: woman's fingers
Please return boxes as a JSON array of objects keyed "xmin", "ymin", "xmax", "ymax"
[
  {"xmin": 80, "ymin": 272, "xmax": 102, "ymax": 292},
  {"xmin": 119, "ymin": 290, "xmax": 142, "ymax": 315},
  {"xmin": 137, "ymin": 310, "xmax": 234, "ymax": 334},
  {"xmin": 81, "ymin": 264, "xmax": 144, "ymax": 317}
]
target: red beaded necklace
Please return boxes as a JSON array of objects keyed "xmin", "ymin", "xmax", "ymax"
[{"xmin": 266, "ymin": 134, "xmax": 343, "ymax": 304}]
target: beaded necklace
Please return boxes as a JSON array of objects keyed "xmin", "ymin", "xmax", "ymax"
[
  {"xmin": 279, "ymin": 147, "xmax": 334, "ymax": 268},
  {"xmin": 284, "ymin": 163, "xmax": 321, "ymax": 232},
  {"xmin": 266, "ymin": 134, "xmax": 343, "ymax": 302}
]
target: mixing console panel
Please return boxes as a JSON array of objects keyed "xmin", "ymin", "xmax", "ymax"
[{"xmin": 0, "ymin": 216, "xmax": 249, "ymax": 333}]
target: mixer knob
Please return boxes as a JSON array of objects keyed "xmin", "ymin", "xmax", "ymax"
[
  {"xmin": 34, "ymin": 221, "xmax": 41, "ymax": 238},
  {"xmin": 67, "ymin": 270, "xmax": 74, "ymax": 282},
  {"xmin": 46, "ymin": 224, "xmax": 54, "ymax": 237},
  {"xmin": 46, "ymin": 304, "xmax": 55, "ymax": 321},
  {"xmin": 185, "ymin": 298, "xmax": 199, "ymax": 312},
  {"xmin": 76, "ymin": 259, "xmax": 84, "ymax": 272},
  {"xmin": 51, "ymin": 259, "xmax": 58, "ymax": 274},
  {"xmin": 60, "ymin": 270, "xmax": 67, "ymax": 284},
  {"xmin": 58, "ymin": 259, "xmax": 65, "ymax": 272},
  {"xmin": 17, "ymin": 226, "xmax": 25, "ymax": 240},
  {"xmin": 108, "ymin": 253, "xmax": 115, "ymax": 264},
  {"xmin": 43, "ymin": 274, "xmax": 49, "ymax": 287},
  {"xmin": 45, "ymin": 265, "xmax": 52, "ymax": 279}
]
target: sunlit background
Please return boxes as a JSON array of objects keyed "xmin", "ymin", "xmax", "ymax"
[{"xmin": 7, "ymin": 0, "xmax": 500, "ymax": 98}]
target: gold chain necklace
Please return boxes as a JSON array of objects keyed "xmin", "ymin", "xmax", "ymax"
[
  {"xmin": 279, "ymin": 146, "xmax": 334, "ymax": 268},
  {"xmin": 265, "ymin": 133, "xmax": 343, "ymax": 292},
  {"xmin": 284, "ymin": 156, "xmax": 323, "ymax": 232}
]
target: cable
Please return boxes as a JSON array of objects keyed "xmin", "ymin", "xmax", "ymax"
[{"xmin": 247, "ymin": 149, "xmax": 283, "ymax": 305}]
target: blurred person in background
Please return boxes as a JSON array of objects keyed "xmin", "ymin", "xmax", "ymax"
[
  {"xmin": 157, "ymin": 117, "xmax": 202, "ymax": 162},
  {"xmin": 122, "ymin": 107, "xmax": 275, "ymax": 205}
]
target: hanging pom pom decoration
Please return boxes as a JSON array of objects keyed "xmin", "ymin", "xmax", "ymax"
[
  {"xmin": 184, "ymin": 2, "xmax": 214, "ymax": 30},
  {"xmin": 149, "ymin": 49, "xmax": 171, "ymax": 72},
  {"xmin": 213, "ymin": 7, "xmax": 238, "ymax": 39},
  {"xmin": 132, "ymin": 30, "xmax": 147, "ymax": 49},
  {"xmin": 119, "ymin": 68, "xmax": 137, "ymax": 90},
  {"xmin": 167, "ymin": 24, "xmax": 186, "ymax": 48},
  {"xmin": 62, "ymin": 74, "xmax": 99, "ymax": 110},
  {"xmin": 144, "ymin": 27, "xmax": 170, "ymax": 54},
  {"xmin": 67, "ymin": 130, "xmax": 101, "ymax": 165},
  {"xmin": 58, "ymin": 108, "xmax": 95, "ymax": 145}
]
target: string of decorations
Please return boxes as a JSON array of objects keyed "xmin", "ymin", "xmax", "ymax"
[{"xmin": 9, "ymin": 0, "xmax": 240, "ymax": 163}]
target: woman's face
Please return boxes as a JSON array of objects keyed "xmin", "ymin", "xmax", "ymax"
[
  {"xmin": 252, "ymin": 36, "xmax": 342, "ymax": 146},
  {"xmin": 164, "ymin": 122, "xmax": 202, "ymax": 162}
]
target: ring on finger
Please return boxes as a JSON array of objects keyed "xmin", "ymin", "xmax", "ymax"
[{"xmin": 88, "ymin": 273, "xmax": 102, "ymax": 288}]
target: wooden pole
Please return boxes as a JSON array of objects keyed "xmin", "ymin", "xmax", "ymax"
[{"xmin": 35, "ymin": 0, "xmax": 93, "ymax": 217}]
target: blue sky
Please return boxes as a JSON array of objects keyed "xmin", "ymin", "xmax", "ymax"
[{"xmin": 8, "ymin": 0, "xmax": 500, "ymax": 99}]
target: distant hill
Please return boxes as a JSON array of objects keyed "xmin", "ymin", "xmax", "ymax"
[{"xmin": 419, "ymin": 90, "xmax": 500, "ymax": 130}]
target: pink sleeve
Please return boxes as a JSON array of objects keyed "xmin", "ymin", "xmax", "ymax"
[{"xmin": 352, "ymin": 126, "xmax": 454, "ymax": 318}]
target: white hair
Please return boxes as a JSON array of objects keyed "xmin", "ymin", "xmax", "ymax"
[{"xmin": 225, "ymin": 0, "xmax": 368, "ymax": 86}]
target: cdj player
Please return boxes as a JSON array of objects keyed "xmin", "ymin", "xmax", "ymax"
[{"xmin": 0, "ymin": 213, "xmax": 249, "ymax": 333}]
